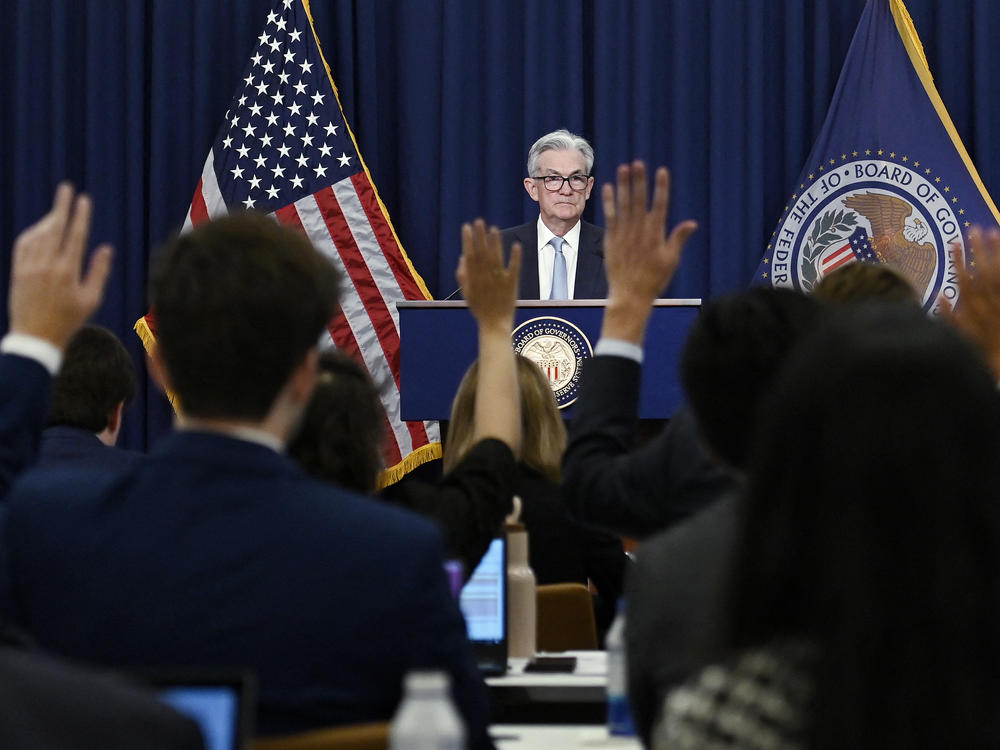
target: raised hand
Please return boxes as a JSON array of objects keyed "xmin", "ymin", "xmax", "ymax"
[
  {"xmin": 943, "ymin": 228, "xmax": 1000, "ymax": 378},
  {"xmin": 8, "ymin": 183, "xmax": 113, "ymax": 348},
  {"xmin": 600, "ymin": 161, "xmax": 697, "ymax": 344},
  {"xmin": 456, "ymin": 219, "xmax": 521, "ymax": 334}
]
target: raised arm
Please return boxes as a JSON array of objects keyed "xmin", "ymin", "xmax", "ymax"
[
  {"xmin": 1, "ymin": 184, "xmax": 113, "ymax": 497},
  {"xmin": 456, "ymin": 219, "xmax": 522, "ymax": 455},
  {"xmin": 562, "ymin": 163, "xmax": 729, "ymax": 538}
]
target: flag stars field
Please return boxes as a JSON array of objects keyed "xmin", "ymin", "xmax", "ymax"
[{"xmin": 204, "ymin": 13, "xmax": 358, "ymax": 214}]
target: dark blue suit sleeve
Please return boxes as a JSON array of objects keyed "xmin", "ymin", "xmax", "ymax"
[
  {"xmin": 562, "ymin": 355, "xmax": 736, "ymax": 539},
  {"xmin": 0, "ymin": 354, "xmax": 52, "ymax": 500}
]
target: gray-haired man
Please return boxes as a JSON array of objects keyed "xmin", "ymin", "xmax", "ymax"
[{"xmin": 501, "ymin": 129, "xmax": 607, "ymax": 299}]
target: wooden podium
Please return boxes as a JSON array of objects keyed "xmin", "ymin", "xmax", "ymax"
[{"xmin": 397, "ymin": 300, "xmax": 701, "ymax": 421}]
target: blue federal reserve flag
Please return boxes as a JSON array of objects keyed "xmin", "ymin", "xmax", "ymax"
[{"xmin": 754, "ymin": 0, "xmax": 1000, "ymax": 312}]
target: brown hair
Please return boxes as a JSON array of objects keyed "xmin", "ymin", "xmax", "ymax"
[
  {"xmin": 813, "ymin": 262, "xmax": 920, "ymax": 306},
  {"xmin": 444, "ymin": 354, "xmax": 566, "ymax": 482}
]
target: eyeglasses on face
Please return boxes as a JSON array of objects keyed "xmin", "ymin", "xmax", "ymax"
[{"xmin": 533, "ymin": 174, "xmax": 591, "ymax": 192}]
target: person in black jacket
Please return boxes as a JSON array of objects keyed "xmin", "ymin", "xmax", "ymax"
[{"xmin": 446, "ymin": 354, "xmax": 627, "ymax": 635}]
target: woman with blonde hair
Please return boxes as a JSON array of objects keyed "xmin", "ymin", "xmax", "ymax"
[{"xmin": 446, "ymin": 354, "xmax": 626, "ymax": 634}]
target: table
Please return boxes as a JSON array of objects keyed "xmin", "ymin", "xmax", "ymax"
[
  {"xmin": 491, "ymin": 725, "xmax": 641, "ymax": 749},
  {"xmin": 486, "ymin": 651, "xmax": 608, "ymax": 724}
]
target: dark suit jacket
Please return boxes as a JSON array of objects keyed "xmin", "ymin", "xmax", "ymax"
[
  {"xmin": 500, "ymin": 220, "xmax": 608, "ymax": 299},
  {"xmin": 625, "ymin": 496, "xmax": 737, "ymax": 747},
  {"xmin": 38, "ymin": 426, "xmax": 145, "ymax": 472},
  {"xmin": 561, "ymin": 354, "xmax": 737, "ymax": 540},
  {"xmin": 0, "ymin": 647, "xmax": 204, "ymax": 750},
  {"xmin": 0, "ymin": 430, "xmax": 492, "ymax": 748},
  {"xmin": 0, "ymin": 353, "xmax": 51, "ymax": 499}
]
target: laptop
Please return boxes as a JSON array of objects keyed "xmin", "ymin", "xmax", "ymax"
[
  {"xmin": 131, "ymin": 669, "xmax": 255, "ymax": 750},
  {"xmin": 458, "ymin": 535, "xmax": 508, "ymax": 676}
]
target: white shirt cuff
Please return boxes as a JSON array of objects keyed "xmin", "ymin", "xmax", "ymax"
[
  {"xmin": 0, "ymin": 333, "xmax": 63, "ymax": 375},
  {"xmin": 594, "ymin": 338, "xmax": 643, "ymax": 364}
]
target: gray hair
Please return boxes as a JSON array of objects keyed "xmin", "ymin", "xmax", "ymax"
[{"xmin": 526, "ymin": 129, "xmax": 594, "ymax": 176}]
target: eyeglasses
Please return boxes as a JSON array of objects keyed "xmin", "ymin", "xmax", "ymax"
[{"xmin": 533, "ymin": 174, "xmax": 591, "ymax": 192}]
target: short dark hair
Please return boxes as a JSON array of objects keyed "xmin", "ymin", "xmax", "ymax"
[
  {"xmin": 150, "ymin": 213, "xmax": 340, "ymax": 420},
  {"xmin": 288, "ymin": 350, "xmax": 385, "ymax": 493},
  {"xmin": 48, "ymin": 325, "xmax": 137, "ymax": 432},
  {"xmin": 680, "ymin": 288, "xmax": 823, "ymax": 469}
]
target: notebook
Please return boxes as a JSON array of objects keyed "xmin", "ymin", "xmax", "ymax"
[
  {"xmin": 459, "ymin": 535, "xmax": 508, "ymax": 676},
  {"xmin": 133, "ymin": 669, "xmax": 255, "ymax": 750}
]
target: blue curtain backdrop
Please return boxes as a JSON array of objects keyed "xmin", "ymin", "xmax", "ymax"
[{"xmin": 1, "ymin": 0, "xmax": 998, "ymax": 451}]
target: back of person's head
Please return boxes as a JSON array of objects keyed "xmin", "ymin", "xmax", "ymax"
[
  {"xmin": 813, "ymin": 261, "xmax": 920, "ymax": 305},
  {"xmin": 150, "ymin": 213, "xmax": 339, "ymax": 420},
  {"xmin": 445, "ymin": 355, "xmax": 566, "ymax": 482},
  {"xmin": 48, "ymin": 324, "xmax": 136, "ymax": 432},
  {"xmin": 727, "ymin": 304, "xmax": 1000, "ymax": 748},
  {"xmin": 680, "ymin": 287, "xmax": 823, "ymax": 470},
  {"xmin": 288, "ymin": 350, "xmax": 385, "ymax": 493}
]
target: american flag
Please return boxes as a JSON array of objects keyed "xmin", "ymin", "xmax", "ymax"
[
  {"xmin": 136, "ymin": 0, "xmax": 441, "ymax": 482},
  {"xmin": 820, "ymin": 227, "xmax": 877, "ymax": 277}
]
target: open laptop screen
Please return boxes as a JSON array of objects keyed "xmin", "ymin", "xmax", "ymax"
[
  {"xmin": 459, "ymin": 535, "xmax": 506, "ymax": 643},
  {"xmin": 131, "ymin": 669, "xmax": 254, "ymax": 750}
]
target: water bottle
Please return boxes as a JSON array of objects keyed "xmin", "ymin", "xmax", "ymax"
[
  {"xmin": 606, "ymin": 599, "xmax": 636, "ymax": 736},
  {"xmin": 390, "ymin": 671, "xmax": 465, "ymax": 750},
  {"xmin": 505, "ymin": 520, "xmax": 537, "ymax": 659}
]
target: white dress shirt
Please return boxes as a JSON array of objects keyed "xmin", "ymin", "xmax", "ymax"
[{"xmin": 536, "ymin": 217, "xmax": 582, "ymax": 300}]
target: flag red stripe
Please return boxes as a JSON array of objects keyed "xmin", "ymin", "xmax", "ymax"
[
  {"xmin": 825, "ymin": 254, "xmax": 856, "ymax": 273},
  {"xmin": 189, "ymin": 179, "xmax": 210, "ymax": 226},
  {"xmin": 274, "ymin": 202, "xmax": 407, "ymax": 466},
  {"xmin": 314, "ymin": 188, "xmax": 402, "ymax": 381},
  {"xmin": 313, "ymin": 189, "xmax": 431, "ymax": 448},
  {"xmin": 350, "ymin": 172, "xmax": 425, "ymax": 300}
]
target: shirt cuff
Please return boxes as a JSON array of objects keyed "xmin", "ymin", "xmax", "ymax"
[
  {"xmin": 595, "ymin": 338, "xmax": 643, "ymax": 364},
  {"xmin": 0, "ymin": 333, "xmax": 63, "ymax": 375}
]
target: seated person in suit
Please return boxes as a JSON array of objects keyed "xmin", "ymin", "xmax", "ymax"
[
  {"xmin": 291, "ymin": 223, "xmax": 523, "ymax": 579},
  {"xmin": 0, "ymin": 184, "xmax": 202, "ymax": 749},
  {"xmin": 37, "ymin": 324, "xmax": 144, "ymax": 470},
  {"xmin": 445, "ymin": 354, "xmax": 626, "ymax": 637},
  {"xmin": 0, "ymin": 212, "xmax": 493, "ymax": 748},
  {"xmin": 501, "ymin": 129, "xmax": 608, "ymax": 299}
]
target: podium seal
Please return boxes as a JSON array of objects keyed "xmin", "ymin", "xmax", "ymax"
[{"xmin": 512, "ymin": 317, "xmax": 593, "ymax": 409}]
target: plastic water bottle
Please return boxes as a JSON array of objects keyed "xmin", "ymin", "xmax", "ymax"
[
  {"xmin": 606, "ymin": 599, "xmax": 637, "ymax": 736},
  {"xmin": 390, "ymin": 671, "xmax": 466, "ymax": 750}
]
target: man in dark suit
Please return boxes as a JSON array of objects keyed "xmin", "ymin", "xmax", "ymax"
[
  {"xmin": 501, "ymin": 129, "xmax": 608, "ymax": 299},
  {"xmin": 37, "ymin": 324, "xmax": 144, "ymax": 471},
  {"xmin": 0, "ymin": 213, "xmax": 492, "ymax": 748},
  {"xmin": 0, "ymin": 184, "xmax": 203, "ymax": 749}
]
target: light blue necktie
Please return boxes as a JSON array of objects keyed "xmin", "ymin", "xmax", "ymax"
[{"xmin": 549, "ymin": 236, "xmax": 568, "ymax": 300}]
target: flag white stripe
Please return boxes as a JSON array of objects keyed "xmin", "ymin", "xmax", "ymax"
[{"xmin": 294, "ymin": 190, "xmax": 415, "ymax": 458}]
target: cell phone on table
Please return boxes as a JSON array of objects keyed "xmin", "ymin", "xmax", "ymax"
[{"xmin": 523, "ymin": 655, "xmax": 577, "ymax": 673}]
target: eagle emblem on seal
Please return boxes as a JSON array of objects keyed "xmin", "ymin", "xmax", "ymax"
[{"xmin": 842, "ymin": 192, "xmax": 937, "ymax": 293}]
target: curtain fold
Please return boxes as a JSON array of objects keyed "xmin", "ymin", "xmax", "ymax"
[{"xmin": 1, "ymin": 0, "xmax": 996, "ymax": 451}]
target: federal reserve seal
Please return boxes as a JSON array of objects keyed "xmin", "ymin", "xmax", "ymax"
[
  {"xmin": 765, "ymin": 153, "xmax": 966, "ymax": 312},
  {"xmin": 512, "ymin": 317, "xmax": 593, "ymax": 409}
]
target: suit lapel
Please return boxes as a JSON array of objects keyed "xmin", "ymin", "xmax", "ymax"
[
  {"xmin": 515, "ymin": 223, "xmax": 540, "ymax": 299},
  {"xmin": 575, "ymin": 222, "xmax": 607, "ymax": 299}
]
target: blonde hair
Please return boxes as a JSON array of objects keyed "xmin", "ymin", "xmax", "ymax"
[{"xmin": 444, "ymin": 355, "xmax": 567, "ymax": 482}]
